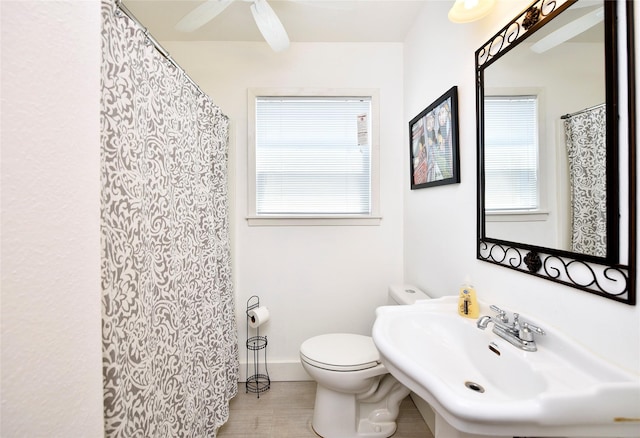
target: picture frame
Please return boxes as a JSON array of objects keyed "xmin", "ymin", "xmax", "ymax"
[{"xmin": 409, "ymin": 86, "xmax": 460, "ymax": 189}]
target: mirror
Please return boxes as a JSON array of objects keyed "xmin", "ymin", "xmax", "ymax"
[
  {"xmin": 476, "ymin": 0, "xmax": 636, "ymax": 304},
  {"xmin": 483, "ymin": 0, "xmax": 608, "ymax": 256}
]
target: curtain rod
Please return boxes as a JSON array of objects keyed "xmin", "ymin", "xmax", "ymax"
[
  {"xmin": 560, "ymin": 102, "xmax": 606, "ymax": 119},
  {"xmin": 114, "ymin": 0, "xmax": 226, "ymax": 120}
]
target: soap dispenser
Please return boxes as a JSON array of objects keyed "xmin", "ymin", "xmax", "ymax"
[{"xmin": 458, "ymin": 284, "xmax": 479, "ymax": 318}]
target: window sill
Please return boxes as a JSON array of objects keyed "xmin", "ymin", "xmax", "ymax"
[
  {"xmin": 485, "ymin": 210, "xmax": 549, "ymax": 222},
  {"xmin": 246, "ymin": 215, "xmax": 382, "ymax": 227}
]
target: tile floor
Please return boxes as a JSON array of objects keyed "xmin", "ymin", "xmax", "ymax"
[{"xmin": 217, "ymin": 381, "xmax": 434, "ymax": 438}]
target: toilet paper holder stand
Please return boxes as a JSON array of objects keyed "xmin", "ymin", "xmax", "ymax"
[{"xmin": 246, "ymin": 295, "xmax": 270, "ymax": 397}]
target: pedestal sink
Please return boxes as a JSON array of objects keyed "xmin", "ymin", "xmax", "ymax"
[{"xmin": 372, "ymin": 296, "xmax": 640, "ymax": 437}]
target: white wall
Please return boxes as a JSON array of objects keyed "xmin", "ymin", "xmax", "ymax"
[
  {"xmin": 1, "ymin": 1, "xmax": 105, "ymax": 436},
  {"xmin": 162, "ymin": 41, "xmax": 405, "ymax": 379},
  {"xmin": 403, "ymin": 0, "xmax": 640, "ymax": 374}
]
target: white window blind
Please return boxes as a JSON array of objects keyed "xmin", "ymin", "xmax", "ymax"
[
  {"xmin": 255, "ymin": 96, "xmax": 372, "ymax": 215},
  {"xmin": 484, "ymin": 96, "xmax": 539, "ymax": 211}
]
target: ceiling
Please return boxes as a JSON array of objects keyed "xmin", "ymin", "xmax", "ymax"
[{"xmin": 121, "ymin": 0, "xmax": 431, "ymax": 43}]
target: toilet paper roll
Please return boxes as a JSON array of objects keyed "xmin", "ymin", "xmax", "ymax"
[{"xmin": 248, "ymin": 306, "xmax": 270, "ymax": 328}]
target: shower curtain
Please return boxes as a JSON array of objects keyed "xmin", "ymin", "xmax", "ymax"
[
  {"xmin": 100, "ymin": 1, "xmax": 238, "ymax": 436},
  {"xmin": 563, "ymin": 104, "xmax": 607, "ymax": 257}
]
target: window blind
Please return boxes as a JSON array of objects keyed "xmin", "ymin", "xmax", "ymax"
[
  {"xmin": 484, "ymin": 96, "xmax": 539, "ymax": 211},
  {"xmin": 255, "ymin": 97, "xmax": 372, "ymax": 215}
]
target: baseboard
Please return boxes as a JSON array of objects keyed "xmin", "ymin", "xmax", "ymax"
[{"xmin": 239, "ymin": 360, "xmax": 311, "ymax": 382}]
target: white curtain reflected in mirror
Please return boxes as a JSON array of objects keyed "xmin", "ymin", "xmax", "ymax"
[{"xmin": 563, "ymin": 103, "xmax": 607, "ymax": 257}]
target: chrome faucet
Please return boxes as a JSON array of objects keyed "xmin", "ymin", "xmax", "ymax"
[{"xmin": 476, "ymin": 305, "xmax": 545, "ymax": 352}]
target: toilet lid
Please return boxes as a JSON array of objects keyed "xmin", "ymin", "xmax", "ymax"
[{"xmin": 300, "ymin": 333, "xmax": 380, "ymax": 372}]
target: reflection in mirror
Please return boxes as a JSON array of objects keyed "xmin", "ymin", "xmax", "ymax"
[
  {"xmin": 476, "ymin": 0, "xmax": 636, "ymax": 304},
  {"xmin": 483, "ymin": 0, "xmax": 607, "ymax": 257}
]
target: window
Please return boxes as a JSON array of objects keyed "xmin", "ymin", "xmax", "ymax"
[
  {"xmin": 248, "ymin": 89, "xmax": 380, "ymax": 226},
  {"xmin": 484, "ymin": 95, "xmax": 539, "ymax": 212}
]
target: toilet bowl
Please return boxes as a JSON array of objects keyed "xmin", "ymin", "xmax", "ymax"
[{"xmin": 299, "ymin": 285, "xmax": 429, "ymax": 438}]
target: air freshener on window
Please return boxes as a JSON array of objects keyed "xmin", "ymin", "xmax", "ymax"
[{"xmin": 357, "ymin": 113, "xmax": 368, "ymax": 146}]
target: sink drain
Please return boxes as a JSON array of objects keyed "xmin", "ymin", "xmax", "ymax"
[{"xmin": 464, "ymin": 381, "xmax": 485, "ymax": 393}]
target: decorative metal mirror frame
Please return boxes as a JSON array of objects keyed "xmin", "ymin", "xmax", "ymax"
[{"xmin": 476, "ymin": 0, "xmax": 636, "ymax": 304}]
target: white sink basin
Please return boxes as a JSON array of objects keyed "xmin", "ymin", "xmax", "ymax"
[{"xmin": 372, "ymin": 296, "xmax": 640, "ymax": 437}]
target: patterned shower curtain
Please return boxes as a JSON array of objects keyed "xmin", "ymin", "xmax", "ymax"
[
  {"xmin": 100, "ymin": 1, "xmax": 238, "ymax": 436},
  {"xmin": 563, "ymin": 104, "xmax": 607, "ymax": 257}
]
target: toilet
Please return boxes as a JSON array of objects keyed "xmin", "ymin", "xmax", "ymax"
[{"xmin": 299, "ymin": 285, "xmax": 430, "ymax": 438}]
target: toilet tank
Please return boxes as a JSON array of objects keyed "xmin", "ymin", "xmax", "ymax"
[{"xmin": 387, "ymin": 284, "xmax": 430, "ymax": 305}]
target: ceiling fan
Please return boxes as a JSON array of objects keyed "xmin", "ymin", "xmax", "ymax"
[{"xmin": 176, "ymin": 0, "xmax": 290, "ymax": 52}]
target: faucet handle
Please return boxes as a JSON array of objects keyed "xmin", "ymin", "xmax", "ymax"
[
  {"xmin": 489, "ymin": 305, "xmax": 509, "ymax": 323},
  {"xmin": 519, "ymin": 322, "xmax": 546, "ymax": 342},
  {"xmin": 524, "ymin": 322, "xmax": 545, "ymax": 335}
]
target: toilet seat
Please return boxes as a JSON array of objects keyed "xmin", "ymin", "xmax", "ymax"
[{"xmin": 300, "ymin": 333, "xmax": 380, "ymax": 372}]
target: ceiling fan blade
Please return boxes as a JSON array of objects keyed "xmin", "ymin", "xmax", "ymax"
[
  {"xmin": 176, "ymin": 0, "xmax": 235, "ymax": 32},
  {"xmin": 250, "ymin": 0, "xmax": 290, "ymax": 52},
  {"xmin": 530, "ymin": 7, "xmax": 604, "ymax": 54}
]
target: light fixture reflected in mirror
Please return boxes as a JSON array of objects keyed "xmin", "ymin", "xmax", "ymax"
[{"xmin": 448, "ymin": 0, "xmax": 496, "ymax": 23}]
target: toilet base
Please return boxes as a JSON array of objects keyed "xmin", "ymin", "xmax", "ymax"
[{"xmin": 311, "ymin": 375, "xmax": 409, "ymax": 438}]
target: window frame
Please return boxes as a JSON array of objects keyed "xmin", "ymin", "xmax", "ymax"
[
  {"xmin": 247, "ymin": 88, "xmax": 381, "ymax": 226},
  {"xmin": 483, "ymin": 88, "xmax": 549, "ymax": 223}
]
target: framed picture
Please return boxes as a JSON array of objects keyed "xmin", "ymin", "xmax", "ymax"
[{"xmin": 409, "ymin": 86, "xmax": 460, "ymax": 189}]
